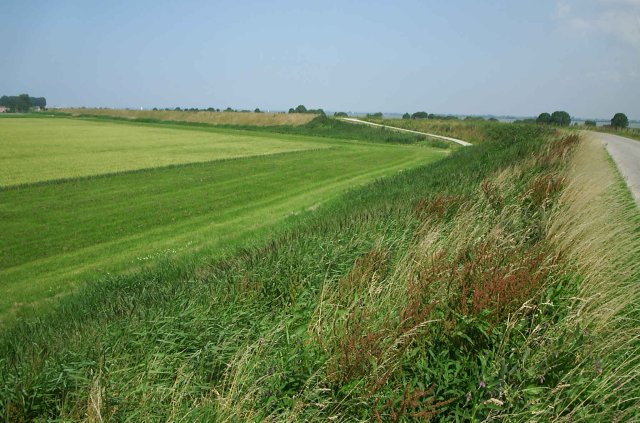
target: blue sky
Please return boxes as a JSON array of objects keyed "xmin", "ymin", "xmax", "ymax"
[{"xmin": 1, "ymin": 0, "xmax": 638, "ymax": 119}]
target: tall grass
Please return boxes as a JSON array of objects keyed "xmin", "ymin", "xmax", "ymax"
[
  {"xmin": 1, "ymin": 125, "xmax": 637, "ymax": 421},
  {"xmin": 368, "ymin": 117, "xmax": 504, "ymax": 145},
  {"xmin": 528, "ymin": 134, "xmax": 640, "ymax": 420}
]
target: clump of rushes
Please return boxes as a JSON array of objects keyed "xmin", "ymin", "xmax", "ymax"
[{"xmin": 1, "ymin": 126, "xmax": 637, "ymax": 421}]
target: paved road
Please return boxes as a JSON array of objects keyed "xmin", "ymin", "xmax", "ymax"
[
  {"xmin": 339, "ymin": 118, "xmax": 472, "ymax": 147},
  {"xmin": 592, "ymin": 131, "xmax": 640, "ymax": 205}
]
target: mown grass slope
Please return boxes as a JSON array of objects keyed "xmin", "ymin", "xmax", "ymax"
[
  {"xmin": 0, "ymin": 117, "xmax": 331, "ymax": 186},
  {"xmin": 0, "ymin": 117, "xmax": 444, "ymax": 322}
]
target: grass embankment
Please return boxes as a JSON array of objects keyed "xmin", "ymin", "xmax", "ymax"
[
  {"xmin": 60, "ymin": 108, "xmax": 317, "ymax": 126},
  {"xmin": 4, "ymin": 124, "xmax": 637, "ymax": 420},
  {"xmin": 56, "ymin": 111, "xmax": 450, "ymax": 147},
  {"xmin": 0, "ymin": 117, "xmax": 444, "ymax": 322},
  {"xmin": 56, "ymin": 108, "xmax": 448, "ymax": 146},
  {"xmin": 364, "ymin": 117, "xmax": 502, "ymax": 145},
  {"xmin": 536, "ymin": 134, "xmax": 640, "ymax": 419},
  {"xmin": 252, "ymin": 116, "xmax": 452, "ymax": 148}
]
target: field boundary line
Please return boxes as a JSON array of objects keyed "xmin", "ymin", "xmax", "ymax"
[{"xmin": 339, "ymin": 117, "xmax": 472, "ymax": 146}]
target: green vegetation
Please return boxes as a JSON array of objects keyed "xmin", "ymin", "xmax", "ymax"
[
  {"xmin": 61, "ymin": 107, "xmax": 317, "ymax": 126},
  {"xmin": 393, "ymin": 111, "xmax": 462, "ymax": 121},
  {"xmin": 536, "ymin": 110, "xmax": 571, "ymax": 126},
  {"xmin": 0, "ymin": 116, "xmax": 444, "ymax": 322},
  {"xmin": 1, "ymin": 117, "xmax": 637, "ymax": 420},
  {"xmin": 584, "ymin": 119, "xmax": 597, "ymax": 127},
  {"xmin": 288, "ymin": 104, "xmax": 325, "ymax": 115},
  {"xmin": 67, "ymin": 113, "xmax": 439, "ymax": 146},
  {"xmin": 611, "ymin": 112, "xmax": 629, "ymax": 129},
  {"xmin": 365, "ymin": 116, "xmax": 506, "ymax": 145},
  {"xmin": 536, "ymin": 112, "xmax": 551, "ymax": 124},
  {"xmin": 551, "ymin": 110, "xmax": 571, "ymax": 126},
  {"xmin": 0, "ymin": 117, "xmax": 331, "ymax": 186},
  {"xmin": 0, "ymin": 94, "xmax": 46, "ymax": 112},
  {"xmin": 264, "ymin": 115, "xmax": 438, "ymax": 145}
]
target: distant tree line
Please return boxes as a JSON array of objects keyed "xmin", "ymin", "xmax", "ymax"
[
  {"xmin": 534, "ymin": 111, "xmax": 629, "ymax": 129},
  {"xmin": 150, "ymin": 107, "xmax": 270, "ymax": 113},
  {"xmin": 288, "ymin": 104, "xmax": 325, "ymax": 115},
  {"xmin": 401, "ymin": 111, "xmax": 463, "ymax": 121},
  {"xmin": 535, "ymin": 111, "xmax": 571, "ymax": 126},
  {"xmin": 0, "ymin": 94, "xmax": 46, "ymax": 112}
]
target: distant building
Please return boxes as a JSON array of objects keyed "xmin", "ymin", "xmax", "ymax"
[
  {"xmin": 31, "ymin": 106, "xmax": 41, "ymax": 112},
  {"xmin": 0, "ymin": 106, "xmax": 7, "ymax": 113}
]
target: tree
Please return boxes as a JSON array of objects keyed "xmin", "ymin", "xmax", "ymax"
[
  {"xmin": 224, "ymin": 107, "xmax": 235, "ymax": 112},
  {"xmin": 551, "ymin": 111, "xmax": 571, "ymax": 126},
  {"xmin": 30, "ymin": 97, "xmax": 46, "ymax": 109},
  {"xmin": 294, "ymin": 104, "xmax": 307, "ymax": 113},
  {"xmin": 402, "ymin": 112, "xmax": 410, "ymax": 120},
  {"xmin": 611, "ymin": 113, "xmax": 629, "ymax": 129},
  {"xmin": 0, "ymin": 94, "xmax": 46, "ymax": 112},
  {"xmin": 536, "ymin": 112, "xmax": 551, "ymax": 124},
  {"xmin": 584, "ymin": 120, "xmax": 597, "ymax": 127},
  {"xmin": 254, "ymin": 108, "xmax": 262, "ymax": 113},
  {"xmin": 13, "ymin": 94, "xmax": 30, "ymax": 112},
  {"xmin": 334, "ymin": 111, "xmax": 348, "ymax": 117},
  {"xmin": 411, "ymin": 111, "xmax": 429, "ymax": 119},
  {"xmin": 366, "ymin": 112, "xmax": 383, "ymax": 119}
]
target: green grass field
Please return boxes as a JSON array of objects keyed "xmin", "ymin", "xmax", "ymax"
[
  {"xmin": 0, "ymin": 117, "xmax": 445, "ymax": 321},
  {"xmin": 0, "ymin": 117, "xmax": 333, "ymax": 186},
  {"xmin": 1, "ymin": 122, "xmax": 638, "ymax": 421}
]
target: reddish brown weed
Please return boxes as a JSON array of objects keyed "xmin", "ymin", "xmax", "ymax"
[{"xmin": 374, "ymin": 385, "xmax": 455, "ymax": 422}]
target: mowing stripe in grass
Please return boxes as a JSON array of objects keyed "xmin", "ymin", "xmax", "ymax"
[{"xmin": 0, "ymin": 142, "xmax": 444, "ymax": 322}]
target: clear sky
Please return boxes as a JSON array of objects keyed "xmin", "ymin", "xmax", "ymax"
[{"xmin": 1, "ymin": 0, "xmax": 638, "ymax": 119}]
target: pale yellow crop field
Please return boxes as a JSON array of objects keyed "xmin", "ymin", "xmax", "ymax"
[{"xmin": 60, "ymin": 108, "xmax": 317, "ymax": 126}]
